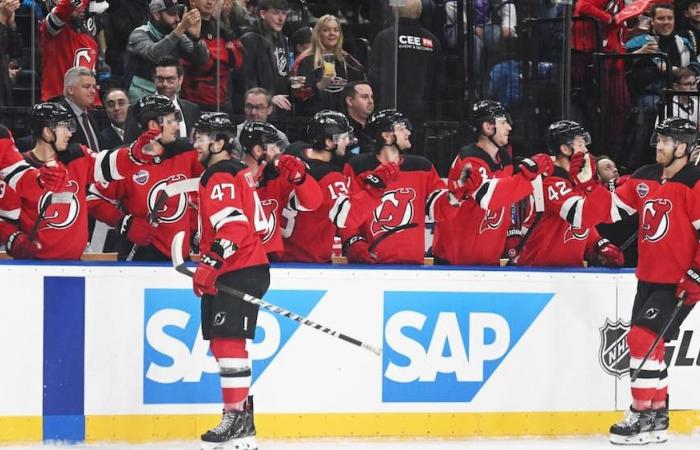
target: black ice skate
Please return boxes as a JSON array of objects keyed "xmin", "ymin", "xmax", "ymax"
[
  {"xmin": 609, "ymin": 407, "xmax": 654, "ymax": 445},
  {"xmin": 650, "ymin": 408, "xmax": 669, "ymax": 444},
  {"xmin": 200, "ymin": 408, "xmax": 257, "ymax": 450}
]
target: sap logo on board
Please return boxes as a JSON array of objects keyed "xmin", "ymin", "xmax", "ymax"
[
  {"xmin": 143, "ymin": 288, "xmax": 325, "ymax": 404},
  {"xmin": 382, "ymin": 291, "xmax": 553, "ymax": 403}
]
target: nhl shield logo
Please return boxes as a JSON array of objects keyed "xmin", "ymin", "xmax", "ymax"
[{"xmin": 599, "ymin": 318, "xmax": 631, "ymax": 378}]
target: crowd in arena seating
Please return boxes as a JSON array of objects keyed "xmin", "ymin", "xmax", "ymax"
[{"xmin": 2, "ymin": 0, "xmax": 698, "ymax": 268}]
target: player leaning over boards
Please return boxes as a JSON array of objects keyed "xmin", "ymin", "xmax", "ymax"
[
  {"xmin": 191, "ymin": 112, "xmax": 269, "ymax": 450},
  {"xmin": 608, "ymin": 117, "xmax": 700, "ymax": 444},
  {"xmin": 432, "ymin": 100, "xmax": 554, "ymax": 265},
  {"xmin": 515, "ymin": 120, "xmax": 624, "ymax": 267}
]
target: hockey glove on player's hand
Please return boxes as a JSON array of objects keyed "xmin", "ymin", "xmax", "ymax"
[
  {"xmin": 38, "ymin": 162, "xmax": 68, "ymax": 192},
  {"xmin": 276, "ymin": 154, "xmax": 307, "ymax": 185},
  {"xmin": 569, "ymin": 152, "xmax": 598, "ymax": 192},
  {"xmin": 6, "ymin": 231, "xmax": 41, "ymax": 259},
  {"xmin": 130, "ymin": 129, "xmax": 163, "ymax": 164},
  {"xmin": 344, "ymin": 235, "xmax": 375, "ymax": 264},
  {"xmin": 677, "ymin": 268, "xmax": 700, "ymax": 305},
  {"xmin": 518, "ymin": 153, "xmax": 554, "ymax": 181},
  {"xmin": 363, "ymin": 162, "xmax": 400, "ymax": 197},
  {"xmin": 503, "ymin": 228, "xmax": 523, "ymax": 262},
  {"xmin": 588, "ymin": 238, "xmax": 624, "ymax": 267},
  {"xmin": 450, "ymin": 162, "xmax": 483, "ymax": 200},
  {"xmin": 193, "ymin": 238, "xmax": 237, "ymax": 297},
  {"xmin": 119, "ymin": 214, "xmax": 156, "ymax": 246}
]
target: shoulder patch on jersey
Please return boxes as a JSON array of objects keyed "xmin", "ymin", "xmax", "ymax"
[
  {"xmin": 201, "ymin": 159, "xmax": 248, "ymax": 186},
  {"xmin": 632, "ymin": 164, "xmax": 662, "ymax": 182},
  {"xmin": 400, "ymin": 154, "xmax": 434, "ymax": 172},
  {"xmin": 162, "ymin": 137, "xmax": 196, "ymax": 160},
  {"xmin": 347, "ymin": 153, "xmax": 380, "ymax": 174},
  {"xmin": 57, "ymin": 143, "xmax": 87, "ymax": 165},
  {"xmin": 670, "ymin": 164, "xmax": 700, "ymax": 188},
  {"xmin": 307, "ymin": 158, "xmax": 340, "ymax": 180}
]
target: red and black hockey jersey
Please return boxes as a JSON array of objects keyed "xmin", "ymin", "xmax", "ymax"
[
  {"xmin": 340, "ymin": 153, "xmax": 457, "ymax": 264},
  {"xmin": 254, "ymin": 163, "xmax": 322, "ymax": 257},
  {"xmin": 87, "ymin": 139, "xmax": 204, "ymax": 259},
  {"xmin": 612, "ymin": 163, "xmax": 700, "ymax": 284},
  {"xmin": 1, "ymin": 144, "xmax": 140, "ymax": 259},
  {"xmin": 433, "ymin": 143, "xmax": 535, "ymax": 265},
  {"xmin": 518, "ymin": 166, "xmax": 614, "ymax": 266},
  {"xmin": 40, "ymin": 2, "xmax": 99, "ymax": 102},
  {"xmin": 198, "ymin": 159, "xmax": 269, "ymax": 273}
]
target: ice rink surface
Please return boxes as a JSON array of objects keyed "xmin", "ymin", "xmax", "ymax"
[{"xmin": 2, "ymin": 436, "xmax": 700, "ymax": 450}]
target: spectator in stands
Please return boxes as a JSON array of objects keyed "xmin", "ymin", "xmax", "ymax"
[
  {"xmin": 444, "ymin": 0, "xmax": 517, "ymax": 72},
  {"xmin": 369, "ymin": 0, "xmax": 446, "ymax": 125},
  {"xmin": 125, "ymin": 57, "xmax": 201, "ymax": 142},
  {"xmin": 100, "ymin": 88, "xmax": 130, "ymax": 150},
  {"xmin": 240, "ymin": 0, "xmax": 292, "ymax": 112},
  {"xmin": 290, "ymin": 14, "xmax": 366, "ymax": 116},
  {"xmin": 104, "ymin": 0, "xmax": 150, "ymax": 81},
  {"xmin": 226, "ymin": 0, "xmax": 256, "ymax": 35},
  {"xmin": 235, "ymin": 87, "xmax": 289, "ymax": 147},
  {"xmin": 623, "ymin": 3, "xmax": 697, "ymax": 168},
  {"xmin": 0, "ymin": 0, "xmax": 21, "ymax": 107},
  {"xmin": 125, "ymin": 0, "xmax": 209, "ymax": 102},
  {"xmin": 342, "ymin": 81, "xmax": 374, "ymax": 155},
  {"xmin": 40, "ymin": 0, "xmax": 99, "ymax": 102},
  {"xmin": 55, "ymin": 67, "xmax": 102, "ymax": 151},
  {"xmin": 290, "ymin": 26, "xmax": 312, "ymax": 66},
  {"xmin": 181, "ymin": 0, "xmax": 244, "ymax": 111},
  {"xmin": 678, "ymin": 1, "xmax": 700, "ymax": 56},
  {"xmin": 656, "ymin": 67, "xmax": 699, "ymax": 127}
]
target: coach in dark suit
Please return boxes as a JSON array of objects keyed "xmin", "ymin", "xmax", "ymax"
[
  {"xmin": 100, "ymin": 87, "xmax": 130, "ymax": 150},
  {"xmin": 124, "ymin": 56, "xmax": 201, "ymax": 143},
  {"xmin": 16, "ymin": 67, "xmax": 104, "ymax": 152}
]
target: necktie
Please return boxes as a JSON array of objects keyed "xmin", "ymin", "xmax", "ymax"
[{"xmin": 81, "ymin": 112, "xmax": 99, "ymax": 151}]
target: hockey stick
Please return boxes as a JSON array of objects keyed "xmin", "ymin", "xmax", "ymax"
[
  {"xmin": 28, "ymin": 192, "xmax": 74, "ymax": 241},
  {"xmin": 368, "ymin": 223, "xmax": 418, "ymax": 256},
  {"xmin": 630, "ymin": 293, "xmax": 685, "ymax": 382},
  {"xmin": 619, "ymin": 230, "xmax": 638, "ymax": 253},
  {"xmin": 507, "ymin": 178, "xmax": 546, "ymax": 265},
  {"xmin": 170, "ymin": 231, "xmax": 382, "ymax": 356},
  {"xmin": 126, "ymin": 178, "xmax": 200, "ymax": 261}
]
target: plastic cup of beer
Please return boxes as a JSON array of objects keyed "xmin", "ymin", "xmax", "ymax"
[
  {"xmin": 322, "ymin": 54, "xmax": 336, "ymax": 77},
  {"xmin": 290, "ymin": 75, "xmax": 304, "ymax": 94}
]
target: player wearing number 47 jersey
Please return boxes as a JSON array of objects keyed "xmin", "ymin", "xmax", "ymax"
[
  {"xmin": 279, "ymin": 110, "xmax": 395, "ymax": 262},
  {"xmin": 516, "ymin": 120, "xmax": 624, "ymax": 267},
  {"xmin": 432, "ymin": 100, "xmax": 554, "ymax": 265},
  {"xmin": 192, "ymin": 114, "xmax": 269, "ymax": 450},
  {"xmin": 608, "ymin": 118, "xmax": 700, "ymax": 445}
]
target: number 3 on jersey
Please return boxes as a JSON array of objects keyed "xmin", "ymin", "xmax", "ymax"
[{"xmin": 547, "ymin": 181, "xmax": 572, "ymax": 201}]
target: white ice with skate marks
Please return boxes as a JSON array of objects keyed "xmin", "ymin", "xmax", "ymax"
[{"xmin": 3, "ymin": 435, "xmax": 700, "ymax": 450}]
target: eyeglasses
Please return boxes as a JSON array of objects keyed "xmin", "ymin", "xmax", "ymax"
[
  {"xmin": 155, "ymin": 76, "xmax": 179, "ymax": 84},
  {"xmin": 245, "ymin": 104, "xmax": 270, "ymax": 112}
]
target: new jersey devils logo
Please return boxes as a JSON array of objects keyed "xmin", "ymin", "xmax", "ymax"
[
  {"xmin": 642, "ymin": 199, "xmax": 672, "ymax": 242},
  {"xmin": 479, "ymin": 208, "xmax": 505, "ymax": 233},
  {"xmin": 260, "ymin": 199, "xmax": 279, "ymax": 243},
  {"xmin": 148, "ymin": 175, "xmax": 188, "ymax": 224},
  {"xmin": 371, "ymin": 188, "xmax": 416, "ymax": 236},
  {"xmin": 39, "ymin": 181, "xmax": 80, "ymax": 231},
  {"xmin": 564, "ymin": 225, "xmax": 590, "ymax": 243}
]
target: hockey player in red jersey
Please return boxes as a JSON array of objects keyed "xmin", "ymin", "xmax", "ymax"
[
  {"xmin": 608, "ymin": 117, "xmax": 700, "ymax": 444},
  {"xmin": 192, "ymin": 109, "xmax": 269, "ymax": 450},
  {"xmin": 239, "ymin": 121, "xmax": 322, "ymax": 259},
  {"xmin": 516, "ymin": 120, "xmax": 624, "ymax": 267},
  {"xmin": 432, "ymin": 100, "xmax": 555, "ymax": 265},
  {"xmin": 341, "ymin": 109, "xmax": 475, "ymax": 264},
  {"xmin": 0, "ymin": 102, "xmax": 155, "ymax": 259},
  {"xmin": 87, "ymin": 95, "xmax": 204, "ymax": 261},
  {"xmin": 280, "ymin": 110, "xmax": 398, "ymax": 262},
  {"xmin": 40, "ymin": 0, "xmax": 99, "ymax": 102}
]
